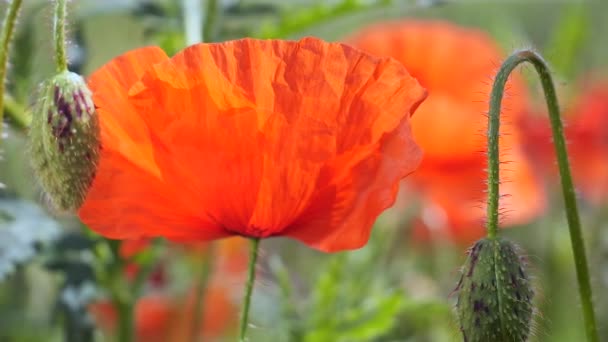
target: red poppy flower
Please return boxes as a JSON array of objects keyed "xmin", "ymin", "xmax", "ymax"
[
  {"xmin": 520, "ymin": 80, "xmax": 608, "ymax": 205},
  {"xmin": 349, "ymin": 21, "xmax": 544, "ymax": 242},
  {"xmin": 90, "ymin": 284, "xmax": 234, "ymax": 342},
  {"xmin": 90, "ymin": 297, "xmax": 171, "ymax": 342},
  {"xmin": 77, "ymin": 37, "xmax": 426, "ymax": 252},
  {"xmin": 566, "ymin": 82, "xmax": 608, "ymax": 204},
  {"xmin": 90, "ymin": 238, "xmax": 244, "ymax": 341},
  {"xmin": 166, "ymin": 285, "xmax": 236, "ymax": 341},
  {"xmin": 118, "ymin": 236, "xmax": 248, "ymax": 286},
  {"xmin": 120, "ymin": 238, "xmax": 151, "ymax": 259}
]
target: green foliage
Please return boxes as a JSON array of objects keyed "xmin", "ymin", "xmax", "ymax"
[
  {"xmin": 9, "ymin": 4, "xmax": 35, "ymax": 102},
  {"xmin": 0, "ymin": 199, "xmax": 61, "ymax": 341},
  {"xmin": 131, "ymin": 1, "xmax": 185, "ymax": 54},
  {"xmin": 544, "ymin": 5, "xmax": 589, "ymax": 81},
  {"xmin": 44, "ymin": 232, "xmax": 100, "ymax": 342},
  {"xmin": 255, "ymin": 0, "xmax": 392, "ymax": 38},
  {"xmin": 251, "ymin": 229, "xmax": 452, "ymax": 341}
]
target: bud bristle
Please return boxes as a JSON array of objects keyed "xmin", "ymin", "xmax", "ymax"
[
  {"xmin": 456, "ymin": 238, "xmax": 534, "ymax": 342},
  {"xmin": 29, "ymin": 71, "xmax": 100, "ymax": 211}
]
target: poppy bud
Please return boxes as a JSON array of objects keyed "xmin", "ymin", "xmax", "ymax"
[
  {"xmin": 455, "ymin": 237, "xmax": 534, "ymax": 342},
  {"xmin": 29, "ymin": 71, "xmax": 100, "ymax": 211}
]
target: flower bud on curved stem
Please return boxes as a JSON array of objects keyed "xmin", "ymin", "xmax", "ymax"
[
  {"xmin": 54, "ymin": 0, "xmax": 68, "ymax": 72},
  {"xmin": 457, "ymin": 49, "xmax": 599, "ymax": 342},
  {"xmin": 29, "ymin": 0, "xmax": 100, "ymax": 211},
  {"xmin": 29, "ymin": 71, "xmax": 100, "ymax": 210}
]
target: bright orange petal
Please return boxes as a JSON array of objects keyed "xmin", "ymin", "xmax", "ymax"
[
  {"xmin": 88, "ymin": 46, "xmax": 168, "ymax": 176},
  {"xmin": 79, "ymin": 47, "xmax": 228, "ymax": 240},
  {"xmin": 285, "ymin": 117, "xmax": 422, "ymax": 251}
]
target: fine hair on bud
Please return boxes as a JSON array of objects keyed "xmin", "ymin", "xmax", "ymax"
[
  {"xmin": 455, "ymin": 237, "xmax": 535, "ymax": 342},
  {"xmin": 29, "ymin": 71, "xmax": 100, "ymax": 211}
]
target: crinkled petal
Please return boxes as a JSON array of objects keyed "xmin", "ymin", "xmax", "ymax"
[
  {"xmin": 79, "ymin": 47, "xmax": 228, "ymax": 240},
  {"xmin": 124, "ymin": 37, "xmax": 425, "ymax": 246},
  {"xmin": 284, "ymin": 117, "xmax": 422, "ymax": 251}
]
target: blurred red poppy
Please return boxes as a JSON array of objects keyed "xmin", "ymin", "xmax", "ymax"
[
  {"xmin": 166, "ymin": 285, "xmax": 236, "ymax": 341},
  {"xmin": 90, "ymin": 284, "xmax": 234, "ymax": 342},
  {"xmin": 349, "ymin": 21, "xmax": 544, "ymax": 242},
  {"xmin": 119, "ymin": 237, "xmax": 248, "ymax": 286},
  {"xmin": 566, "ymin": 82, "xmax": 608, "ymax": 204},
  {"xmin": 120, "ymin": 238, "xmax": 151, "ymax": 259},
  {"xmin": 78, "ymin": 37, "xmax": 427, "ymax": 252},
  {"xmin": 90, "ymin": 296, "xmax": 171, "ymax": 342},
  {"xmin": 519, "ymin": 80, "xmax": 608, "ymax": 205},
  {"xmin": 90, "ymin": 238, "xmax": 246, "ymax": 341}
]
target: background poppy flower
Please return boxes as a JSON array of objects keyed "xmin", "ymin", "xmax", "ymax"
[
  {"xmin": 349, "ymin": 21, "xmax": 545, "ymax": 242},
  {"xmin": 519, "ymin": 80, "xmax": 608, "ymax": 205},
  {"xmin": 78, "ymin": 37, "xmax": 427, "ymax": 252},
  {"xmin": 166, "ymin": 285, "xmax": 236, "ymax": 341},
  {"xmin": 90, "ymin": 296, "xmax": 173, "ymax": 342},
  {"xmin": 89, "ymin": 237, "xmax": 245, "ymax": 341},
  {"xmin": 566, "ymin": 82, "xmax": 608, "ymax": 204},
  {"xmin": 89, "ymin": 284, "xmax": 234, "ymax": 342},
  {"xmin": 120, "ymin": 238, "xmax": 151, "ymax": 259}
]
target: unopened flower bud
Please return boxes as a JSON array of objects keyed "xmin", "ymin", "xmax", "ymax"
[
  {"xmin": 455, "ymin": 238, "xmax": 534, "ymax": 342},
  {"xmin": 29, "ymin": 71, "xmax": 100, "ymax": 211}
]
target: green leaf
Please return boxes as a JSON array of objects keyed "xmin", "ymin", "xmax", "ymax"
[
  {"xmin": 338, "ymin": 293, "xmax": 404, "ymax": 341},
  {"xmin": 544, "ymin": 4, "xmax": 589, "ymax": 80},
  {"xmin": 308, "ymin": 253, "xmax": 346, "ymax": 330},
  {"xmin": 255, "ymin": 0, "xmax": 392, "ymax": 38}
]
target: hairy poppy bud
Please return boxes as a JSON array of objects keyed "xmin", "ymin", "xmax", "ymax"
[
  {"xmin": 29, "ymin": 71, "xmax": 100, "ymax": 211},
  {"xmin": 455, "ymin": 237, "xmax": 534, "ymax": 342}
]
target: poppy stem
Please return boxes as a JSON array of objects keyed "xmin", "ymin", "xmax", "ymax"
[
  {"xmin": 3, "ymin": 94, "xmax": 30, "ymax": 131},
  {"xmin": 190, "ymin": 244, "xmax": 213, "ymax": 342},
  {"xmin": 239, "ymin": 238, "xmax": 260, "ymax": 342},
  {"xmin": 103, "ymin": 239, "xmax": 136, "ymax": 342},
  {"xmin": 0, "ymin": 0, "xmax": 23, "ymax": 142},
  {"xmin": 115, "ymin": 297, "xmax": 135, "ymax": 342},
  {"xmin": 486, "ymin": 49, "xmax": 598, "ymax": 341},
  {"xmin": 53, "ymin": 0, "xmax": 68, "ymax": 72},
  {"xmin": 202, "ymin": 0, "xmax": 218, "ymax": 42}
]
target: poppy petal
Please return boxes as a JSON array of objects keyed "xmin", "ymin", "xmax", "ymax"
[
  {"xmin": 79, "ymin": 47, "xmax": 228, "ymax": 240},
  {"xmin": 285, "ymin": 117, "xmax": 422, "ymax": 251}
]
